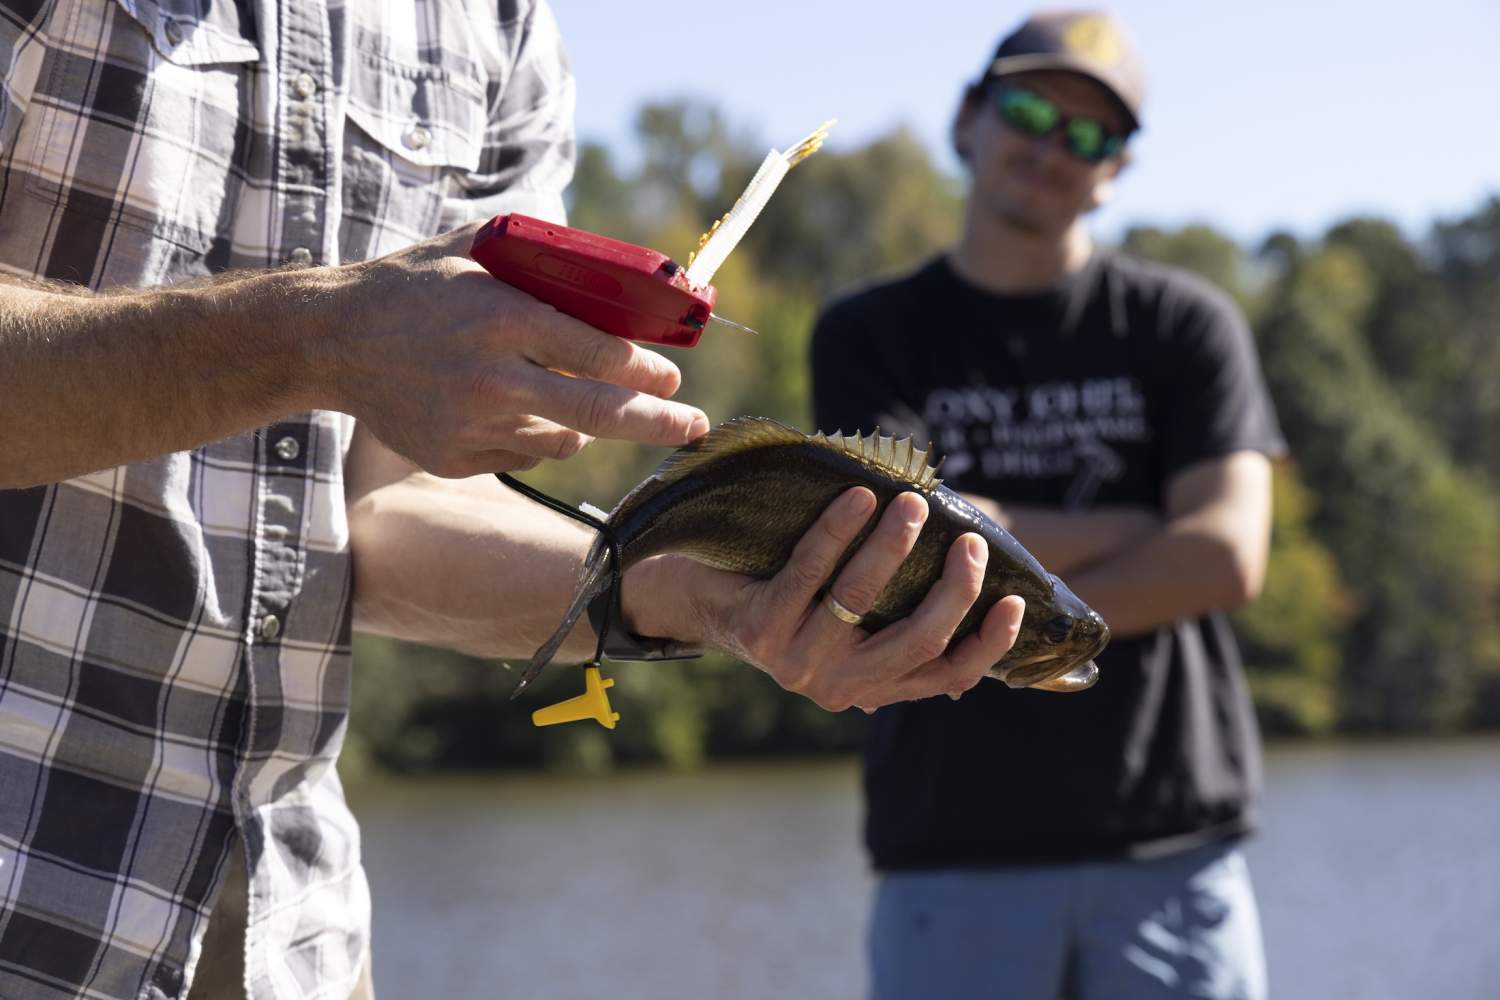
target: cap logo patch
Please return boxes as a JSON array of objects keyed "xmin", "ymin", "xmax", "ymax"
[{"xmin": 1062, "ymin": 15, "xmax": 1122, "ymax": 64}]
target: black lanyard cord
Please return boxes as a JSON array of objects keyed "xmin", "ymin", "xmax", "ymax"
[{"xmin": 495, "ymin": 472, "xmax": 622, "ymax": 667}]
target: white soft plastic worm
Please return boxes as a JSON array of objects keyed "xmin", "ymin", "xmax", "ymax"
[{"xmin": 684, "ymin": 120, "xmax": 835, "ymax": 287}]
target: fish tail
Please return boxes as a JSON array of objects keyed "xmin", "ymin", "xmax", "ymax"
[{"xmin": 510, "ymin": 534, "xmax": 616, "ymax": 698}]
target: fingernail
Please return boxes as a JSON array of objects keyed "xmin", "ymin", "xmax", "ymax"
[
  {"xmin": 904, "ymin": 498, "xmax": 929, "ymax": 528},
  {"xmin": 687, "ymin": 413, "xmax": 710, "ymax": 438},
  {"xmin": 968, "ymin": 535, "xmax": 988, "ymax": 567},
  {"xmin": 847, "ymin": 489, "xmax": 876, "ymax": 516}
]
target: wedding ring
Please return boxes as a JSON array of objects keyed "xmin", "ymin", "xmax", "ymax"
[{"xmin": 823, "ymin": 593, "xmax": 864, "ymax": 626}]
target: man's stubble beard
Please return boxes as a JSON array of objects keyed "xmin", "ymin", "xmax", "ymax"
[
  {"xmin": 978, "ymin": 153, "xmax": 1085, "ymax": 241},
  {"xmin": 982, "ymin": 185, "xmax": 1070, "ymax": 241}
]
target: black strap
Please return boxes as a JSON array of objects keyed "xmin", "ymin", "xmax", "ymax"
[
  {"xmin": 495, "ymin": 473, "xmax": 702, "ymax": 663},
  {"xmin": 496, "ymin": 472, "xmax": 620, "ymax": 666}
]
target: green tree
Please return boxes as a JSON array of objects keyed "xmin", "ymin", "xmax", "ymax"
[
  {"xmin": 1120, "ymin": 224, "xmax": 1259, "ymax": 311},
  {"xmin": 1429, "ymin": 198, "xmax": 1500, "ymax": 482},
  {"xmin": 1257, "ymin": 243, "xmax": 1500, "ymax": 731},
  {"xmin": 1232, "ymin": 467, "xmax": 1350, "ymax": 735}
]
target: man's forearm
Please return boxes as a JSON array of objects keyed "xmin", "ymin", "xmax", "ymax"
[
  {"xmin": 348, "ymin": 470, "xmax": 605, "ymax": 661},
  {"xmin": 963, "ymin": 452, "xmax": 1271, "ymax": 639},
  {"xmin": 1064, "ymin": 514, "xmax": 1260, "ymax": 638},
  {"xmin": 0, "ymin": 268, "xmax": 338, "ymax": 487},
  {"xmin": 962, "ymin": 493, "xmax": 1158, "ymax": 575}
]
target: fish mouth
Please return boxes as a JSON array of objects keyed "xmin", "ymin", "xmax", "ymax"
[
  {"xmin": 999, "ymin": 629, "xmax": 1109, "ymax": 693},
  {"xmin": 1030, "ymin": 660, "xmax": 1098, "ymax": 693}
]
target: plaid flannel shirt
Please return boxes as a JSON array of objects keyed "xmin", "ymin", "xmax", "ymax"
[{"xmin": 0, "ymin": 1, "xmax": 573, "ymax": 997}]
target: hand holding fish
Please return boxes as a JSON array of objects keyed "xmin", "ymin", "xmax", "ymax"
[
  {"xmin": 623, "ymin": 487, "xmax": 1030, "ymax": 711},
  {"xmin": 515, "ymin": 418, "xmax": 1109, "ymax": 709}
]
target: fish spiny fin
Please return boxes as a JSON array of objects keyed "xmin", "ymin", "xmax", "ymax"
[
  {"xmin": 809, "ymin": 427, "xmax": 944, "ymax": 491},
  {"xmin": 650, "ymin": 416, "xmax": 807, "ymax": 486}
]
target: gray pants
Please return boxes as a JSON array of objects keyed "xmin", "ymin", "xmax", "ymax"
[
  {"xmin": 188, "ymin": 843, "xmax": 375, "ymax": 1000},
  {"xmin": 869, "ymin": 840, "xmax": 1266, "ymax": 1000}
]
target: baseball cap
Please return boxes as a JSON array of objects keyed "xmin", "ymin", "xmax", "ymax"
[{"xmin": 980, "ymin": 10, "xmax": 1145, "ymax": 131}]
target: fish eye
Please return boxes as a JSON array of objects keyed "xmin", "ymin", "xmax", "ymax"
[{"xmin": 1043, "ymin": 614, "xmax": 1075, "ymax": 644}]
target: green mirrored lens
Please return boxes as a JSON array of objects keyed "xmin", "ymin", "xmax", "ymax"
[
  {"xmin": 1065, "ymin": 119, "xmax": 1105, "ymax": 159},
  {"xmin": 997, "ymin": 89, "xmax": 1059, "ymax": 137}
]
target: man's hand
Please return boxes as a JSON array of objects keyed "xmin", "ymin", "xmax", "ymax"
[
  {"xmin": 0, "ymin": 221, "xmax": 707, "ymax": 488},
  {"xmin": 323, "ymin": 222, "xmax": 709, "ymax": 477},
  {"xmin": 622, "ymin": 488, "xmax": 1027, "ymax": 712}
]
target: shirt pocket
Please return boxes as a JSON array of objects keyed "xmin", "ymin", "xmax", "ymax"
[
  {"xmin": 22, "ymin": 0, "xmax": 259, "ymax": 254},
  {"xmin": 340, "ymin": 33, "xmax": 489, "ymax": 258}
]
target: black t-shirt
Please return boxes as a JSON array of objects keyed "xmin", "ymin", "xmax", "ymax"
[{"xmin": 811, "ymin": 253, "xmax": 1287, "ymax": 867}]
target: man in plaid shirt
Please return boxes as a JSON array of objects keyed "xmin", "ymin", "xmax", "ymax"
[{"xmin": 0, "ymin": 1, "xmax": 1026, "ymax": 997}]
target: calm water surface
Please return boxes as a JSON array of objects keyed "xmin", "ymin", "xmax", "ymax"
[{"xmin": 348, "ymin": 738, "xmax": 1500, "ymax": 999}]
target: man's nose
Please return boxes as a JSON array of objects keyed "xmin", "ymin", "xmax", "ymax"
[{"xmin": 1029, "ymin": 128, "xmax": 1075, "ymax": 166}]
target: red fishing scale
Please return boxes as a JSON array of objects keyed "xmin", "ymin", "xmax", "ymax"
[{"xmin": 469, "ymin": 213, "xmax": 726, "ymax": 348}]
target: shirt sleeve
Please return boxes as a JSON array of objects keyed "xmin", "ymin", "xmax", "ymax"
[
  {"xmin": 440, "ymin": 0, "xmax": 576, "ymax": 228},
  {"xmin": 1158, "ymin": 279, "xmax": 1287, "ymax": 479}
]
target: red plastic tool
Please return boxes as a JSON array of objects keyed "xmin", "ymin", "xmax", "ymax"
[{"xmin": 470, "ymin": 213, "xmax": 717, "ymax": 349}]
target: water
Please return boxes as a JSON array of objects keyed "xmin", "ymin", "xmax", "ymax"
[{"xmin": 348, "ymin": 738, "xmax": 1500, "ymax": 1000}]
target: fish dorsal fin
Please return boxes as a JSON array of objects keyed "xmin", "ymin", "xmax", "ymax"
[
  {"xmin": 810, "ymin": 428, "xmax": 944, "ymax": 491},
  {"xmin": 651, "ymin": 416, "xmax": 810, "ymax": 485},
  {"xmin": 648, "ymin": 417, "xmax": 943, "ymax": 492}
]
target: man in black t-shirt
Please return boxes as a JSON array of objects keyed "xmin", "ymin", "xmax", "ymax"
[{"xmin": 811, "ymin": 11, "xmax": 1284, "ymax": 1000}]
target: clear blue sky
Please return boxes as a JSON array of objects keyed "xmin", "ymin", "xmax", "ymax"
[{"xmin": 553, "ymin": 0, "xmax": 1500, "ymax": 243}]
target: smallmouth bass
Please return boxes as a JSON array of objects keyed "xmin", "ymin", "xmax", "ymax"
[{"xmin": 522, "ymin": 417, "xmax": 1109, "ymax": 694}]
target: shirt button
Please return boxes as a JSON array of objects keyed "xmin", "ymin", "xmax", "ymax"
[
  {"xmin": 258, "ymin": 614, "xmax": 282, "ymax": 641},
  {"xmin": 152, "ymin": 962, "xmax": 183, "ymax": 992},
  {"xmin": 163, "ymin": 18, "xmax": 183, "ymax": 46},
  {"xmin": 288, "ymin": 247, "xmax": 313, "ymax": 266},
  {"xmin": 402, "ymin": 124, "xmax": 432, "ymax": 151},
  {"xmin": 275, "ymin": 436, "xmax": 300, "ymax": 461},
  {"xmin": 293, "ymin": 72, "xmax": 317, "ymax": 100}
]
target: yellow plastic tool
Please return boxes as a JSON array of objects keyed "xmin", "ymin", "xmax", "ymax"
[{"xmin": 531, "ymin": 666, "xmax": 620, "ymax": 730}]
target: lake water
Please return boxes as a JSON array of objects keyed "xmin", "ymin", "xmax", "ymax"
[{"xmin": 347, "ymin": 737, "xmax": 1500, "ymax": 999}]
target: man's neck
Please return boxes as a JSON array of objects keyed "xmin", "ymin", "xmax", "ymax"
[{"xmin": 949, "ymin": 213, "xmax": 1094, "ymax": 295}]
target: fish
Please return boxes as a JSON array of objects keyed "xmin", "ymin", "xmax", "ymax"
[{"xmin": 519, "ymin": 416, "xmax": 1109, "ymax": 695}]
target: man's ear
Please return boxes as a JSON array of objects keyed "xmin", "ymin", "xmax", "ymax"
[
  {"xmin": 950, "ymin": 83, "xmax": 986, "ymax": 165},
  {"xmin": 1087, "ymin": 156, "xmax": 1128, "ymax": 211},
  {"xmin": 951, "ymin": 101, "xmax": 978, "ymax": 165},
  {"xmin": 1087, "ymin": 177, "xmax": 1115, "ymax": 211}
]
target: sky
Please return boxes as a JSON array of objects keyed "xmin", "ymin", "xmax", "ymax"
[{"xmin": 552, "ymin": 0, "xmax": 1500, "ymax": 244}]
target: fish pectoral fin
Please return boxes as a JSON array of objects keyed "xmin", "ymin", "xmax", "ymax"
[{"xmin": 510, "ymin": 535, "xmax": 615, "ymax": 699}]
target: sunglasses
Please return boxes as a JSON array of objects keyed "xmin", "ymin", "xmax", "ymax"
[{"xmin": 989, "ymin": 84, "xmax": 1128, "ymax": 163}]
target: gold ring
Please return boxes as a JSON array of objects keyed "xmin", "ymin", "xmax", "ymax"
[{"xmin": 823, "ymin": 593, "xmax": 864, "ymax": 626}]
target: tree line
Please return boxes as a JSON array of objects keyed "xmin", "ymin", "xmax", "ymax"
[{"xmin": 344, "ymin": 102, "xmax": 1500, "ymax": 774}]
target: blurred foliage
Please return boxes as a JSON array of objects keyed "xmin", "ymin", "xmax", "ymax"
[
  {"xmin": 1254, "ymin": 232, "xmax": 1500, "ymax": 732},
  {"xmin": 345, "ymin": 101, "xmax": 1500, "ymax": 772}
]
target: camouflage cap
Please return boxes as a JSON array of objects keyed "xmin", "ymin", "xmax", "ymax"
[{"xmin": 982, "ymin": 10, "xmax": 1146, "ymax": 130}]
